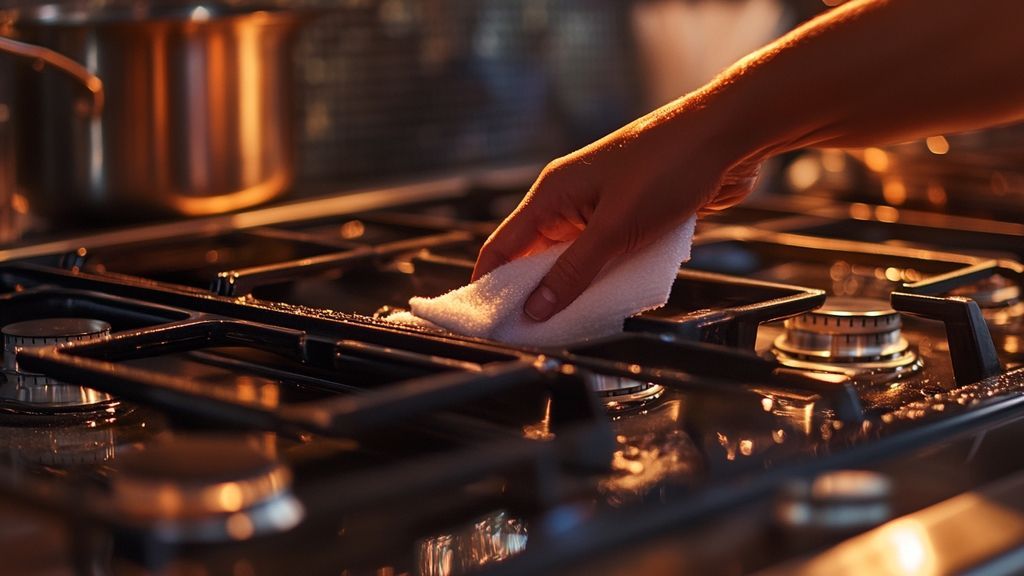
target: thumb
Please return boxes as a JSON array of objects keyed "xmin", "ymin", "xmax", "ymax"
[{"xmin": 524, "ymin": 222, "xmax": 619, "ymax": 322}]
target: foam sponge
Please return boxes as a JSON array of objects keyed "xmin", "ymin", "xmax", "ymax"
[{"xmin": 387, "ymin": 216, "xmax": 696, "ymax": 347}]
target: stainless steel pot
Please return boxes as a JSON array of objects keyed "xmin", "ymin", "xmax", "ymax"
[{"xmin": 0, "ymin": 4, "xmax": 305, "ymax": 224}]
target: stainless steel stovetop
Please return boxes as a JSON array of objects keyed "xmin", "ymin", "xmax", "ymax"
[{"xmin": 0, "ymin": 167, "xmax": 1023, "ymax": 575}]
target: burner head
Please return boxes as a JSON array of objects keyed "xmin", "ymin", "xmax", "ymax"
[
  {"xmin": 591, "ymin": 375, "xmax": 665, "ymax": 411},
  {"xmin": 3, "ymin": 318, "xmax": 112, "ymax": 370},
  {"xmin": 772, "ymin": 298, "xmax": 921, "ymax": 383},
  {"xmin": 110, "ymin": 436, "xmax": 303, "ymax": 542},
  {"xmin": 1, "ymin": 318, "xmax": 114, "ymax": 411}
]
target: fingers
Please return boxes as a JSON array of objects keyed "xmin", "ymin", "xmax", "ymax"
[
  {"xmin": 472, "ymin": 213, "xmax": 550, "ymax": 281},
  {"xmin": 524, "ymin": 222, "xmax": 618, "ymax": 321},
  {"xmin": 699, "ymin": 179, "xmax": 757, "ymax": 213},
  {"xmin": 473, "ymin": 162, "xmax": 591, "ymax": 281}
]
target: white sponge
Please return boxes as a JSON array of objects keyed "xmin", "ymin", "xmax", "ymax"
[{"xmin": 387, "ymin": 216, "xmax": 696, "ymax": 347}]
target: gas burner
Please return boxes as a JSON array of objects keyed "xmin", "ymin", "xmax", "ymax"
[
  {"xmin": 110, "ymin": 435, "xmax": 304, "ymax": 543},
  {"xmin": 1, "ymin": 318, "xmax": 115, "ymax": 412},
  {"xmin": 591, "ymin": 375, "xmax": 665, "ymax": 411},
  {"xmin": 771, "ymin": 298, "xmax": 922, "ymax": 384}
]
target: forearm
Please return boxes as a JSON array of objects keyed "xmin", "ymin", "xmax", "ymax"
[
  {"xmin": 475, "ymin": 0, "xmax": 1024, "ymax": 318},
  {"xmin": 702, "ymin": 0, "xmax": 1024, "ymax": 158}
]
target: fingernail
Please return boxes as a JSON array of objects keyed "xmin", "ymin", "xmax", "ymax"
[{"xmin": 525, "ymin": 285, "xmax": 558, "ymax": 321}]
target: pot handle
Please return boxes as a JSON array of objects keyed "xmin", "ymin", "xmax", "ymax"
[{"xmin": 0, "ymin": 36, "xmax": 103, "ymax": 116}]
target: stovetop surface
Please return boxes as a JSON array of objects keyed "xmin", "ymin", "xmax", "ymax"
[{"xmin": 0, "ymin": 173, "xmax": 1022, "ymax": 575}]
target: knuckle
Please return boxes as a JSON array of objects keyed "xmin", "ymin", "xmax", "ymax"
[{"xmin": 541, "ymin": 157, "xmax": 567, "ymax": 177}]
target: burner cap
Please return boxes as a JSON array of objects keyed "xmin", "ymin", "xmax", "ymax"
[
  {"xmin": 110, "ymin": 435, "xmax": 303, "ymax": 542},
  {"xmin": 2, "ymin": 318, "xmax": 112, "ymax": 340},
  {"xmin": 772, "ymin": 298, "xmax": 921, "ymax": 383},
  {"xmin": 1, "ymin": 318, "xmax": 114, "ymax": 411},
  {"xmin": 3, "ymin": 318, "xmax": 112, "ymax": 370}
]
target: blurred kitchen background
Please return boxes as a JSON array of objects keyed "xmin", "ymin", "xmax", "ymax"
[
  {"xmin": 212, "ymin": 0, "xmax": 796, "ymax": 182},
  {"xmin": 1, "ymin": 0, "xmax": 1022, "ymax": 242}
]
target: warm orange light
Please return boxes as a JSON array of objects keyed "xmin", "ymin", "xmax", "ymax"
[
  {"xmin": 226, "ymin": 512, "xmax": 256, "ymax": 540},
  {"xmin": 739, "ymin": 439, "xmax": 753, "ymax": 456},
  {"xmin": 167, "ymin": 168, "xmax": 292, "ymax": 215},
  {"xmin": 238, "ymin": 23, "xmax": 261, "ymax": 188},
  {"xmin": 820, "ymin": 149, "xmax": 847, "ymax": 173},
  {"xmin": 926, "ymin": 183, "xmax": 948, "ymax": 207},
  {"xmin": 882, "ymin": 178, "xmax": 907, "ymax": 205},
  {"xmin": 849, "ymin": 203, "xmax": 872, "ymax": 220},
  {"xmin": 1006, "ymin": 335, "xmax": 1020, "ymax": 355},
  {"xmin": 863, "ymin": 148, "xmax": 890, "ymax": 172},
  {"xmin": 875, "ymin": 205, "xmax": 900, "ymax": 223},
  {"xmin": 216, "ymin": 482, "xmax": 245, "ymax": 512},
  {"xmin": 925, "ymin": 135, "xmax": 950, "ymax": 155},
  {"xmin": 787, "ymin": 156, "xmax": 822, "ymax": 190}
]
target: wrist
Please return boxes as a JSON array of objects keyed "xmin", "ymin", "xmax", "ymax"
[{"xmin": 688, "ymin": 77, "xmax": 784, "ymax": 171}]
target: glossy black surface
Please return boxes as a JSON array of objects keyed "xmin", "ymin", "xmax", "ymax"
[{"xmin": 0, "ymin": 190, "xmax": 1021, "ymax": 575}]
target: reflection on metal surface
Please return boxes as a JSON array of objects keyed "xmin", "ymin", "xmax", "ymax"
[
  {"xmin": 0, "ymin": 405, "xmax": 155, "ymax": 471},
  {"xmin": 950, "ymin": 274, "xmax": 1023, "ymax": 326},
  {"xmin": 776, "ymin": 470, "xmax": 892, "ymax": 536},
  {"xmin": 0, "ymin": 172, "xmax": 474, "ymax": 262},
  {"xmin": 591, "ymin": 374, "xmax": 665, "ymax": 412},
  {"xmin": 417, "ymin": 510, "xmax": 528, "ymax": 576},
  {"xmin": 110, "ymin": 435, "xmax": 304, "ymax": 543},
  {"xmin": 600, "ymin": 398, "xmax": 702, "ymax": 505},
  {"xmin": 756, "ymin": 390, "xmax": 818, "ymax": 437},
  {"xmin": 766, "ymin": 476, "xmax": 1024, "ymax": 576},
  {"xmin": 522, "ymin": 397, "xmax": 553, "ymax": 441},
  {"xmin": 166, "ymin": 167, "xmax": 294, "ymax": 217},
  {"xmin": 0, "ymin": 35, "xmax": 104, "ymax": 115}
]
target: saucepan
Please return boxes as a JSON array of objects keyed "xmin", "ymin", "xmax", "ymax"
[{"xmin": 0, "ymin": 3, "xmax": 308, "ymax": 225}]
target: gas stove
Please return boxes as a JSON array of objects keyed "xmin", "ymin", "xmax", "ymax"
[{"xmin": 0, "ymin": 168, "xmax": 1023, "ymax": 575}]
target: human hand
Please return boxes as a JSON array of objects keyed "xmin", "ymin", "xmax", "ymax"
[
  {"xmin": 477, "ymin": 0, "xmax": 1024, "ymax": 324},
  {"xmin": 472, "ymin": 96, "xmax": 762, "ymax": 322}
]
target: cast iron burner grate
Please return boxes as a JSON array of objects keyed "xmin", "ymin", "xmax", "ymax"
[{"xmin": 0, "ymin": 183, "xmax": 1021, "ymax": 575}]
